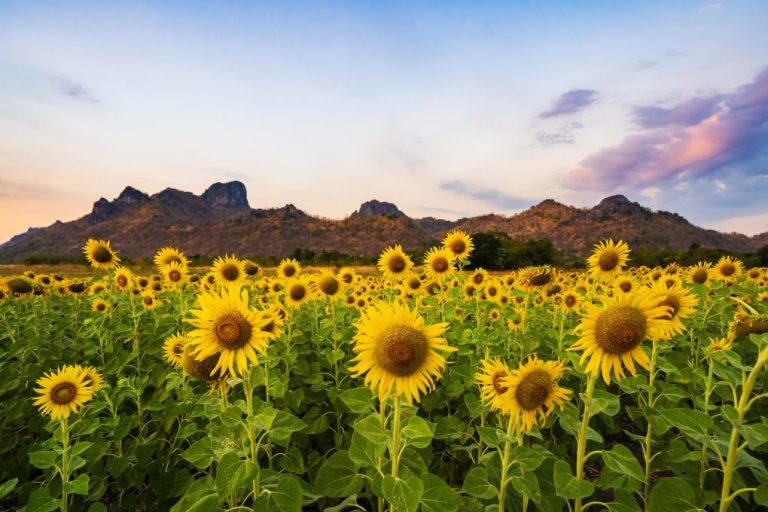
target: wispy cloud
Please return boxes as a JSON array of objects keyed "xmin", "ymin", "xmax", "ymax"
[
  {"xmin": 539, "ymin": 89, "xmax": 598, "ymax": 118},
  {"xmin": 0, "ymin": 178, "xmax": 59, "ymax": 198},
  {"xmin": 440, "ymin": 181, "xmax": 534, "ymax": 211},
  {"xmin": 567, "ymin": 67, "xmax": 768, "ymax": 191},
  {"xmin": 535, "ymin": 121, "xmax": 583, "ymax": 147},
  {"xmin": 50, "ymin": 76, "xmax": 99, "ymax": 104},
  {"xmin": 635, "ymin": 60, "xmax": 659, "ymax": 71}
]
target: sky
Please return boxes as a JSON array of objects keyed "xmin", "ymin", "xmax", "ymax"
[{"xmin": 1, "ymin": 0, "xmax": 767, "ymax": 243}]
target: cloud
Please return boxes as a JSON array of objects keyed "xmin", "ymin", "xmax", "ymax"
[
  {"xmin": 50, "ymin": 76, "xmax": 99, "ymax": 103},
  {"xmin": 640, "ymin": 187, "xmax": 660, "ymax": 201},
  {"xmin": 0, "ymin": 178, "xmax": 58, "ymax": 198},
  {"xmin": 536, "ymin": 121, "xmax": 583, "ymax": 147},
  {"xmin": 539, "ymin": 89, "xmax": 598, "ymax": 118},
  {"xmin": 711, "ymin": 212, "xmax": 768, "ymax": 236},
  {"xmin": 439, "ymin": 181, "xmax": 534, "ymax": 211},
  {"xmin": 636, "ymin": 60, "xmax": 659, "ymax": 71},
  {"xmin": 567, "ymin": 67, "xmax": 768, "ymax": 192}
]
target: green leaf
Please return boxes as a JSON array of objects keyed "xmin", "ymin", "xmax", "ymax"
[
  {"xmin": 181, "ymin": 438, "xmax": 215, "ymax": 470},
  {"xmin": 420, "ymin": 473, "xmax": 460, "ymax": 512},
  {"xmin": 401, "ymin": 416, "xmax": 435, "ymax": 449},
  {"xmin": 314, "ymin": 451, "xmax": 363, "ymax": 497},
  {"xmin": 70, "ymin": 442, "xmax": 93, "ymax": 457},
  {"xmin": 648, "ymin": 477, "xmax": 697, "ymax": 512},
  {"xmin": 589, "ymin": 389, "xmax": 620, "ymax": 417},
  {"xmin": 176, "ymin": 492, "xmax": 220, "ymax": 512},
  {"xmin": 29, "ymin": 450, "xmax": 57, "ymax": 470},
  {"xmin": 216, "ymin": 452, "xmax": 256, "ymax": 498},
  {"xmin": 250, "ymin": 405, "xmax": 277, "ymax": 433},
  {"xmin": 87, "ymin": 503, "xmax": 108, "ymax": 512},
  {"xmin": 339, "ymin": 387, "xmax": 375, "ymax": 413},
  {"xmin": 0, "ymin": 478, "xmax": 17, "ymax": 501},
  {"xmin": 253, "ymin": 476, "xmax": 302, "ymax": 512},
  {"xmin": 349, "ymin": 430, "xmax": 385, "ymax": 468},
  {"xmin": 602, "ymin": 445, "xmax": 644, "ymax": 482},
  {"xmin": 353, "ymin": 414, "xmax": 388, "ymax": 449},
  {"xmin": 383, "ymin": 475, "xmax": 424, "ymax": 512},
  {"xmin": 553, "ymin": 460, "xmax": 594, "ymax": 499},
  {"xmin": 476, "ymin": 426, "xmax": 500, "ymax": 448},
  {"xmin": 658, "ymin": 408, "xmax": 712, "ymax": 441},
  {"xmin": 742, "ymin": 422, "xmax": 768, "ymax": 449},
  {"xmin": 511, "ymin": 445, "xmax": 546, "ymax": 471},
  {"xmin": 461, "ymin": 467, "xmax": 497, "ymax": 499},
  {"xmin": 510, "ymin": 471, "xmax": 542, "ymax": 504},
  {"xmin": 755, "ymin": 485, "xmax": 768, "ymax": 506},
  {"xmin": 269, "ymin": 410, "xmax": 307, "ymax": 446},
  {"xmin": 64, "ymin": 474, "xmax": 89, "ymax": 496},
  {"xmin": 25, "ymin": 488, "xmax": 61, "ymax": 512}
]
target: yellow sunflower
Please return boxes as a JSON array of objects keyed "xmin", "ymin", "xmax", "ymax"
[
  {"xmin": 81, "ymin": 366, "xmax": 103, "ymax": 391},
  {"xmin": 91, "ymin": 298, "xmax": 110, "ymax": 313},
  {"xmin": 181, "ymin": 344, "xmax": 220, "ymax": 381},
  {"xmin": 475, "ymin": 359, "xmax": 512, "ymax": 412},
  {"xmin": 442, "ymin": 230, "xmax": 474, "ymax": 262},
  {"xmin": 714, "ymin": 256, "xmax": 743, "ymax": 281},
  {"xmin": 349, "ymin": 301, "xmax": 454, "ymax": 404},
  {"xmin": 338, "ymin": 267, "xmax": 357, "ymax": 285},
  {"xmin": 186, "ymin": 286, "xmax": 272, "ymax": 377},
  {"xmin": 112, "ymin": 266, "xmax": 133, "ymax": 291},
  {"xmin": 520, "ymin": 267, "xmax": 556, "ymax": 292},
  {"xmin": 83, "ymin": 239, "xmax": 120, "ymax": 270},
  {"xmin": 647, "ymin": 281, "xmax": 699, "ymax": 337},
  {"xmin": 469, "ymin": 269, "xmax": 489, "ymax": 287},
  {"xmin": 613, "ymin": 275, "xmax": 635, "ymax": 295},
  {"xmin": 154, "ymin": 247, "xmax": 188, "ymax": 269},
  {"xmin": 561, "ymin": 290, "xmax": 581, "ymax": 312},
  {"xmin": 164, "ymin": 333, "xmax": 188, "ymax": 367},
  {"xmin": 33, "ymin": 365, "xmax": 94, "ymax": 420},
  {"xmin": 570, "ymin": 291, "xmax": 674, "ymax": 384},
  {"xmin": 587, "ymin": 239, "xmax": 630, "ymax": 281},
  {"xmin": 284, "ymin": 277, "xmax": 314, "ymax": 308},
  {"xmin": 726, "ymin": 311, "xmax": 768, "ymax": 343},
  {"xmin": 313, "ymin": 270, "xmax": 343, "ymax": 299},
  {"xmin": 423, "ymin": 247, "xmax": 455, "ymax": 280},
  {"xmin": 140, "ymin": 292, "xmax": 161, "ymax": 310},
  {"xmin": 161, "ymin": 261, "xmax": 187, "ymax": 289},
  {"xmin": 708, "ymin": 337, "xmax": 733, "ymax": 354},
  {"xmin": 377, "ymin": 245, "xmax": 413, "ymax": 281},
  {"xmin": 501, "ymin": 357, "xmax": 571, "ymax": 433},
  {"xmin": 687, "ymin": 262, "xmax": 711, "ymax": 286},
  {"xmin": 212, "ymin": 255, "xmax": 246, "ymax": 287},
  {"xmin": 277, "ymin": 258, "xmax": 302, "ymax": 279}
]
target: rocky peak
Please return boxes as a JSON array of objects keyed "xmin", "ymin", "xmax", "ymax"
[
  {"xmin": 115, "ymin": 186, "xmax": 149, "ymax": 206},
  {"xmin": 592, "ymin": 195, "xmax": 649, "ymax": 218},
  {"xmin": 155, "ymin": 188, "xmax": 198, "ymax": 207},
  {"xmin": 89, "ymin": 198, "xmax": 117, "ymax": 224},
  {"xmin": 202, "ymin": 181, "xmax": 249, "ymax": 209},
  {"xmin": 281, "ymin": 204, "xmax": 306, "ymax": 220},
  {"xmin": 352, "ymin": 200, "xmax": 406, "ymax": 218}
]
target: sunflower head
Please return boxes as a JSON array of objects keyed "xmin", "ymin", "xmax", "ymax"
[
  {"xmin": 349, "ymin": 301, "xmax": 455, "ymax": 404},
  {"xmin": 378, "ymin": 245, "xmax": 413, "ymax": 281},
  {"xmin": 212, "ymin": 255, "xmax": 246, "ymax": 287},
  {"xmin": 91, "ymin": 298, "xmax": 110, "ymax": 313},
  {"xmin": 140, "ymin": 292, "xmax": 161, "ymax": 310},
  {"xmin": 84, "ymin": 239, "xmax": 120, "ymax": 270},
  {"xmin": 501, "ymin": 357, "xmax": 571, "ymax": 433},
  {"xmin": 154, "ymin": 247, "xmax": 189, "ymax": 270},
  {"xmin": 587, "ymin": 239, "xmax": 630, "ymax": 281},
  {"xmin": 164, "ymin": 333, "xmax": 188, "ymax": 367},
  {"xmin": 442, "ymin": 230, "xmax": 474, "ymax": 262},
  {"xmin": 181, "ymin": 345, "xmax": 220, "ymax": 381},
  {"xmin": 475, "ymin": 359, "xmax": 512, "ymax": 412},
  {"xmin": 81, "ymin": 366, "xmax": 103, "ymax": 391},
  {"xmin": 284, "ymin": 277, "xmax": 314, "ymax": 308},
  {"xmin": 277, "ymin": 258, "xmax": 302, "ymax": 279},
  {"xmin": 338, "ymin": 267, "xmax": 356, "ymax": 285},
  {"xmin": 33, "ymin": 365, "xmax": 95, "ymax": 420},
  {"xmin": 161, "ymin": 261, "xmax": 187, "ymax": 289},
  {"xmin": 314, "ymin": 271, "xmax": 343, "ymax": 298},
  {"xmin": 423, "ymin": 247, "xmax": 455, "ymax": 280},
  {"xmin": 715, "ymin": 256, "xmax": 743, "ymax": 281},
  {"xmin": 6, "ymin": 277, "xmax": 34, "ymax": 295}
]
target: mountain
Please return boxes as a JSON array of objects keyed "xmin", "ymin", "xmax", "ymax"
[{"xmin": 0, "ymin": 182, "xmax": 764, "ymax": 262}]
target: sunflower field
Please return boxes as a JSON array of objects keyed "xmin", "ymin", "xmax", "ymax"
[{"xmin": 2, "ymin": 234, "xmax": 768, "ymax": 512}]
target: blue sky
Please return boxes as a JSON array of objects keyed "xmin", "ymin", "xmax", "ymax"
[{"xmin": 1, "ymin": 1, "xmax": 767, "ymax": 243}]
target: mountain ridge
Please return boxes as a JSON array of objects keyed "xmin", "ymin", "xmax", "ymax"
[{"xmin": 0, "ymin": 181, "xmax": 764, "ymax": 262}]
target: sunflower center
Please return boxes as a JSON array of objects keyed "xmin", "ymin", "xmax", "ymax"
[
  {"xmin": 595, "ymin": 305, "xmax": 648, "ymax": 354},
  {"xmin": 213, "ymin": 311, "xmax": 252, "ymax": 350},
  {"xmin": 407, "ymin": 278, "xmax": 420, "ymax": 290},
  {"xmin": 487, "ymin": 286, "xmax": 498, "ymax": 297},
  {"xmin": 619, "ymin": 281, "xmax": 632, "ymax": 292},
  {"xmin": 388, "ymin": 255, "xmax": 406, "ymax": 273},
  {"xmin": 96, "ymin": 303, "xmax": 106, "ymax": 311},
  {"xmin": 92, "ymin": 246, "xmax": 113, "ymax": 263},
  {"xmin": 221, "ymin": 265, "xmax": 240, "ymax": 281},
  {"xmin": 68, "ymin": 283, "xmax": 86, "ymax": 294},
  {"xmin": 143, "ymin": 296, "xmax": 154, "ymax": 306},
  {"xmin": 432, "ymin": 257, "xmax": 449, "ymax": 273},
  {"xmin": 529, "ymin": 272, "xmax": 552, "ymax": 286},
  {"xmin": 492, "ymin": 372, "xmax": 509, "ymax": 394},
  {"xmin": 341, "ymin": 273, "xmax": 353, "ymax": 284},
  {"xmin": 514, "ymin": 370, "xmax": 552, "ymax": 411},
  {"xmin": 169, "ymin": 270, "xmax": 182, "ymax": 282},
  {"xmin": 173, "ymin": 343, "xmax": 184, "ymax": 356},
  {"xmin": 7, "ymin": 279, "xmax": 32, "ymax": 294},
  {"xmin": 720, "ymin": 263, "xmax": 736, "ymax": 277},
  {"xmin": 598, "ymin": 251, "xmax": 619, "ymax": 271},
  {"xmin": 450, "ymin": 239, "xmax": 466, "ymax": 254},
  {"xmin": 319, "ymin": 276, "xmax": 339, "ymax": 295},
  {"xmin": 51, "ymin": 382, "xmax": 76, "ymax": 405},
  {"xmin": 565, "ymin": 295, "xmax": 577, "ymax": 308},
  {"xmin": 117, "ymin": 275, "xmax": 128, "ymax": 287},
  {"xmin": 262, "ymin": 319, "xmax": 276, "ymax": 333},
  {"xmin": 692, "ymin": 269, "xmax": 708, "ymax": 283},
  {"xmin": 283, "ymin": 265, "xmax": 297, "ymax": 277},
  {"xmin": 289, "ymin": 284, "xmax": 306, "ymax": 302},
  {"xmin": 658, "ymin": 295, "xmax": 680, "ymax": 320},
  {"xmin": 374, "ymin": 325, "xmax": 429, "ymax": 377}
]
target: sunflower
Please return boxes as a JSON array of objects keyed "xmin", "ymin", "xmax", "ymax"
[
  {"xmin": 613, "ymin": 276, "xmax": 635, "ymax": 295},
  {"xmin": 442, "ymin": 230, "xmax": 474, "ymax": 262},
  {"xmin": 140, "ymin": 292, "xmax": 161, "ymax": 310},
  {"xmin": 587, "ymin": 239, "xmax": 630, "ymax": 281},
  {"xmin": 161, "ymin": 261, "xmax": 187, "ymax": 289},
  {"xmin": 91, "ymin": 298, "xmax": 110, "ymax": 313},
  {"xmin": 475, "ymin": 359, "xmax": 513, "ymax": 412},
  {"xmin": 647, "ymin": 281, "xmax": 699, "ymax": 337},
  {"xmin": 83, "ymin": 239, "xmax": 120, "ymax": 270},
  {"xmin": 377, "ymin": 245, "xmax": 413, "ymax": 281},
  {"xmin": 338, "ymin": 267, "xmax": 357, "ymax": 285},
  {"xmin": 726, "ymin": 311, "xmax": 768, "ymax": 343},
  {"xmin": 6, "ymin": 277, "xmax": 34, "ymax": 296},
  {"xmin": 402, "ymin": 274, "xmax": 423, "ymax": 295},
  {"xmin": 186, "ymin": 286, "xmax": 271, "ymax": 377},
  {"xmin": 243, "ymin": 260, "xmax": 261, "ymax": 278},
  {"xmin": 349, "ymin": 301, "xmax": 454, "ymax": 404},
  {"xmin": 714, "ymin": 256, "xmax": 743, "ymax": 281},
  {"xmin": 484, "ymin": 278, "xmax": 503, "ymax": 303},
  {"xmin": 470, "ymin": 269, "xmax": 489, "ymax": 287},
  {"xmin": 707, "ymin": 337, "xmax": 733, "ymax": 354},
  {"xmin": 561, "ymin": 290, "xmax": 581, "ymax": 312},
  {"xmin": 277, "ymin": 258, "xmax": 301, "ymax": 279},
  {"xmin": 314, "ymin": 270, "xmax": 343, "ymax": 299},
  {"xmin": 181, "ymin": 345, "xmax": 220, "ymax": 381},
  {"xmin": 163, "ymin": 333, "xmax": 188, "ymax": 367},
  {"xmin": 33, "ymin": 365, "xmax": 94, "ymax": 420},
  {"xmin": 423, "ymin": 247, "xmax": 455, "ymax": 280},
  {"xmin": 570, "ymin": 291, "xmax": 674, "ymax": 384},
  {"xmin": 687, "ymin": 262, "xmax": 711, "ymax": 286},
  {"xmin": 154, "ymin": 247, "xmax": 188, "ymax": 269},
  {"xmin": 212, "ymin": 255, "xmax": 246, "ymax": 287},
  {"xmin": 284, "ymin": 277, "xmax": 314, "ymax": 308},
  {"xmin": 260, "ymin": 305, "xmax": 285, "ymax": 338},
  {"xmin": 501, "ymin": 357, "xmax": 571, "ymax": 433},
  {"xmin": 81, "ymin": 366, "xmax": 103, "ymax": 391},
  {"xmin": 520, "ymin": 267, "xmax": 556, "ymax": 291}
]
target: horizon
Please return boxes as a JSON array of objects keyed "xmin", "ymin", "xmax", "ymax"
[{"xmin": 2, "ymin": 1, "xmax": 768, "ymax": 242}]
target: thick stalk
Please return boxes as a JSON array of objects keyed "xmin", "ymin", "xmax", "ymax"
[
  {"xmin": 497, "ymin": 415, "xmax": 516, "ymax": 512},
  {"xmin": 60, "ymin": 419, "xmax": 70, "ymax": 512},
  {"xmin": 574, "ymin": 373, "xmax": 597, "ymax": 512},
  {"xmin": 243, "ymin": 374, "xmax": 260, "ymax": 503},
  {"xmin": 700, "ymin": 358, "xmax": 716, "ymax": 487},
  {"xmin": 644, "ymin": 343, "xmax": 660, "ymax": 509},
  {"xmin": 390, "ymin": 398, "xmax": 402, "ymax": 479}
]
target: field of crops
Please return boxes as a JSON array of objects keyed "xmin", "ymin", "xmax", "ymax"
[{"xmin": 1, "ymin": 235, "xmax": 768, "ymax": 512}]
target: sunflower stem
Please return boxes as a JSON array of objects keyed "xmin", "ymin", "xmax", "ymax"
[
  {"xmin": 574, "ymin": 373, "xmax": 597, "ymax": 512},
  {"xmin": 643, "ymin": 342, "xmax": 660, "ymax": 510},
  {"xmin": 719, "ymin": 347, "xmax": 768, "ymax": 512},
  {"xmin": 700, "ymin": 353, "xmax": 716, "ymax": 488},
  {"xmin": 243, "ymin": 372, "xmax": 260, "ymax": 504},
  {"xmin": 497, "ymin": 414, "xmax": 516, "ymax": 512},
  {"xmin": 59, "ymin": 418, "xmax": 70, "ymax": 512},
  {"xmin": 390, "ymin": 398, "xmax": 402, "ymax": 480}
]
